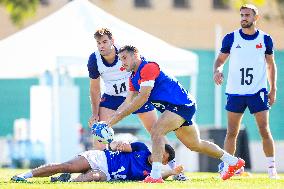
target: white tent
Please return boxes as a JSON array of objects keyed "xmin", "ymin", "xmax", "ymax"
[
  {"xmin": 0, "ymin": 0, "xmax": 199, "ymax": 164},
  {"xmin": 0, "ymin": 0, "xmax": 198, "ymax": 79}
]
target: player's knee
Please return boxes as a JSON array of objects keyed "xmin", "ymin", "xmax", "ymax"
[
  {"xmin": 259, "ymin": 128, "xmax": 272, "ymax": 139},
  {"xmin": 61, "ymin": 162, "xmax": 74, "ymax": 172}
]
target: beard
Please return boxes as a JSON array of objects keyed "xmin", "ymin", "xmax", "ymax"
[
  {"xmin": 100, "ymin": 49, "xmax": 112, "ymax": 57},
  {"xmin": 241, "ymin": 21, "xmax": 253, "ymax": 28}
]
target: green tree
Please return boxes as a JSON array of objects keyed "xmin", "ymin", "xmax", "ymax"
[
  {"xmin": 0, "ymin": 0, "xmax": 39, "ymax": 26},
  {"xmin": 225, "ymin": 0, "xmax": 284, "ymax": 24},
  {"xmin": 277, "ymin": 0, "xmax": 284, "ymax": 23}
]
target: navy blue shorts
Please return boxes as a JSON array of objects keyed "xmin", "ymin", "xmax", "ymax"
[
  {"xmin": 151, "ymin": 101, "xmax": 196, "ymax": 126},
  {"xmin": 99, "ymin": 93, "xmax": 155, "ymax": 114},
  {"xmin": 225, "ymin": 89, "xmax": 270, "ymax": 114}
]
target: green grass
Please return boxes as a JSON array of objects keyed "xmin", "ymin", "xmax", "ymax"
[{"xmin": 0, "ymin": 169, "xmax": 284, "ymax": 189}]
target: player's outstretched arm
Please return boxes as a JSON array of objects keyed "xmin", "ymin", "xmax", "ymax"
[
  {"xmin": 116, "ymin": 91, "xmax": 137, "ymax": 113},
  {"xmin": 109, "ymin": 141, "xmax": 133, "ymax": 152},
  {"xmin": 107, "ymin": 86, "xmax": 152, "ymax": 127},
  {"xmin": 162, "ymin": 165, "xmax": 184, "ymax": 180}
]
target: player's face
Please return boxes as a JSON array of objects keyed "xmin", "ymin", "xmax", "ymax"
[
  {"xmin": 162, "ymin": 152, "xmax": 170, "ymax": 165},
  {"xmin": 118, "ymin": 51, "xmax": 136, "ymax": 72},
  {"xmin": 240, "ymin": 8, "xmax": 257, "ymax": 28},
  {"xmin": 96, "ymin": 35, "xmax": 114, "ymax": 56}
]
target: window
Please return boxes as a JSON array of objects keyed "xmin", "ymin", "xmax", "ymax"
[
  {"xmin": 173, "ymin": 0, "xmax": 190, "ymax": 8},
  {"xmin": 40, "ymin": 0, "xmax": 49, "ymax": 6},
  {"xmin": 134, "ymin": 0, "xmax": 151, "ymax": 8},
  {"xmin": 213, "ymin": 0, "xmax": 229, "ymax": 9}
]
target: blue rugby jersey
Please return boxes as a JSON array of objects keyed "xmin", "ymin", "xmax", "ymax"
[
  {"xmin": 104, "ymin": 142, "xmax": 152, "ymax": 181},
  {"xmin": 130, "ymin": 60, "xmax": 195, "ymax": 106}
]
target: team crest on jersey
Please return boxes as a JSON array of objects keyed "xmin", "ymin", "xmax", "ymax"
[
  {"xmin": 236, "ymin": 44, "xmax": 241, "ymax": 48},
  {"xmin": 256, "ymin": 43, "xmax": 262, "ymax": 49},
  {"xmin": 120, "ymin": 67, "xmax": 126, "ymax": 71}
]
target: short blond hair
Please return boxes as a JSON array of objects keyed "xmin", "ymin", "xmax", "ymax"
[{"xmin": 240, "ymin": 4, "xmax": 259, "ymax": 15}]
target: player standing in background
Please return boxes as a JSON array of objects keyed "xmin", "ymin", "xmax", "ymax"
[
  {"xmin": 87, "ymin": 28, "xmax": 187, "ymax": 180},
  {"xmin": 213, "ymin": 4, "xmax": 278, "ymax": 179}
]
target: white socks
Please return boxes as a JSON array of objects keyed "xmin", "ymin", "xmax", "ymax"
[
  {"xmin": 168, "ymin": 159, "xmax": 176, "ymax": 169},
  {"xmin": 220, "ymin": 151, "xmax": 238, "ymax": 166},
  {"xmin": 150, "ymin": 162, "xmax": 162, "ymax": 179},
  {"xmin": 267, "ymin": 156, "xmax": 276, "ymax": 168},
  {"xmin": 19, "ymin": 171, "xmax": 33, "ymax": 179}
]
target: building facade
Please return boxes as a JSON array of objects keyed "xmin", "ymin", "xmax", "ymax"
[{"xmin": 0, "ymin": 0, "xmax": 283, "ymax": 49}]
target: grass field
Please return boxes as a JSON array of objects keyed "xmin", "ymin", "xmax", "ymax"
[{"xmin": 0, "ymin": 169, "xmax": 283, "ymax": 189}]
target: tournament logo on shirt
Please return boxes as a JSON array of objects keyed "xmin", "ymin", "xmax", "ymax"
[{"xmin": 236, "ymin": 44, "xmax": 241, "ymax": 48}]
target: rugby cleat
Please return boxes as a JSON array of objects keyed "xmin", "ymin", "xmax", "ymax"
[
  {"xmin": 50, "ymin": 173, "xmax": 71, "ymax": 182},
  {"xmin": 11, "ymin": 175, "xmax": 27, "ymax": 182},
  {"xmin": 172, "ymin": 173, "xmax": 189, "ymax": 181},
  {"xmin": 221, "ymin": 158, "xmax": 245, "ymax": 180},
  {"xmin": 143, "ymin": 176, "xmax": 164, "ymax": 183}
]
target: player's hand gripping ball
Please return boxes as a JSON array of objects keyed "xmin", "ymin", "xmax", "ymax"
[{"xmin": 91, "ymin": 121, "xmax": 114, "ymax": 144}]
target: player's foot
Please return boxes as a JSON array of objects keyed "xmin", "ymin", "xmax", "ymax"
[
  {"xmin": 50, "ymin": 173, "xmax": 71, "ymax": 182},
  {"xmin": 221, "ymin": 158, "xmax": 245, "ymax": 180},
  {"xmin": 268, "ymin": 167, "xmax": 279, "ymax": 179},
  {"xmin": 11, "ymin": 175, "xmax": 27, "ymax": 182},
  {"xmin": 172, "ymin": 173, "xmax": 189, "ymax": 181},
  {"xmin": 143, "ymin": 176, "xmax": 164, "ymax": 183}
]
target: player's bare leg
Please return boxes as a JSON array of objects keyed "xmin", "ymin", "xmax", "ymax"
[
  {"xmin": 254, "ymin": 110, "xmax": 274, "ymax": 156},
  {"xmin": 31, "ymin": 156, "xmax": 90, "ymax": 177},
  {"xmin": 137, "ymin": 110, "xmax": 158, "ymax": 133},
  {"xmin": 175, "ymin": 121, "xmax": 244, "ymax": 180},
  {"xmin": 224, "ymin": 111, "xmax": 243, "ymax": 154},
  {"xmin": 147, "ymin": 110, "xmax": 242, "ymax": 182},
  {"xmin": 11, "ymin": 156, "xmax": 91, "ymax": 182},
  {"xmin": 175, "ymin": 124, "xmax": 224, "ymax": 158},
  {"xmin": 71, "ymin": 169, "xmax": 107, "ymax": 182},
  {"xmin": 139, "ymin": 110, "xmax": 188, "ymax": 181},
  {"xmin": 254, "ymin": 110, "xmax": 278, "ymax": 179}
]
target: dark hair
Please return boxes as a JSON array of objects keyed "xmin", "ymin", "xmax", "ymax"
[
  {"xmin": 240, "ymin": 4, "xmax": 258, "ymax": 15},
  {"xmin": 165, "ymin": 144, "xmax": 175, "ymax": 162},
  {"xmin": 118, "ymin": 45, "xmax": 139, "ymax": 54},
  {"xmin": 94, "ymin": 28, "xmax": 113, "ymax": 40}
]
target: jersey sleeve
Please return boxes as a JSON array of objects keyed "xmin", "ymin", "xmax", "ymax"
[
  {"xmin": 220, "ymin": 32, "xmax": 234, "ymax": 54},
  {"xmin": 130, "ymin": 142, "xmax": 149, "ymax": 152},
  {"xmin": 264, "ymin": 34, "xmax": 274, "ymax": 55},
  {"xmin": 140, "ymin": 62, "xmax": 160, "ymax": 87},
  {"xmin": 87, "ymin": 53, "xmax": 100, "ymax": 79}
]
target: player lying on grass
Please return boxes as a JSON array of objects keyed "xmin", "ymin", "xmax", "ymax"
[{"xmin": 11, "ymin": 141, "xmax": 183, "ymax": 182}]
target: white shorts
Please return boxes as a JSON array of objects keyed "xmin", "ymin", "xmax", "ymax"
[{"xmin": 79, "ymin": 150, "xmax": 111, "ymax": 181}]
